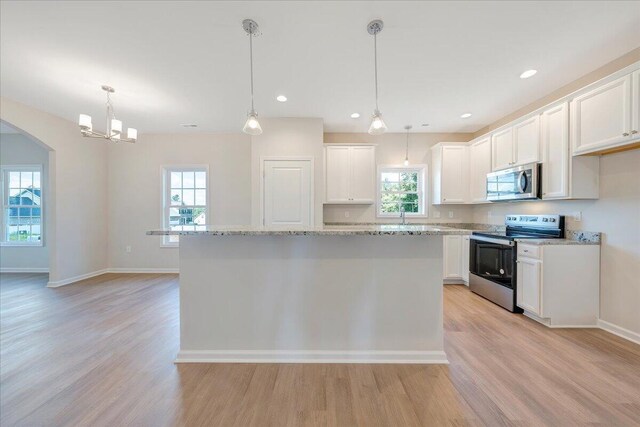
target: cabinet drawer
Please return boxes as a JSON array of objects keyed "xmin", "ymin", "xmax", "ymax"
[{"xmin": 518, "ymin": 244, "xmax": 540, "ymax": 259}]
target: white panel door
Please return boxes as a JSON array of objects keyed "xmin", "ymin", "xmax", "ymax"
[
  {"xmin": 263, "ymin": 160, "xmax": 312, "ymax": 227},
  {"xmin": 542, "ymin": 103, "xmax": 569, "ymax": 199},
  {"xmin": 513, "ymin": 115, "xmax": 540, "ymax": 165},
  {"xmin": 517, "ymin": 257, "xmax": 541, "ymax": 315},
  {"xmin": 441, "ymin": 146, "xmax": 467, "ymax": 203},
  {"xmin": 349, "ymin": 146, "xmax": 375, "ymax": 202},
  {"xmin": 491, "ymin": 127, "xmax": 514, "ymax": 171},
  {"xmin": 443, "ymin": 235, "xmax": 462, "ymax": 279},
  {"xmin": 469, "ymin": 137, "xmax": 491, "ymax": 203},
  {"xmin": 571, "ymin": 74, "xmax": 632, "ymax": 154},
  {"xmin": 325, "ymin": 146, "xmax": 350, "ymax": 202}
]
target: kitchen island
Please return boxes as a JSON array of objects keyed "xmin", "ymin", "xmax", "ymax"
[{"xmin": 147, "ymin": 225, "xmax": 472, "ymax": 364}]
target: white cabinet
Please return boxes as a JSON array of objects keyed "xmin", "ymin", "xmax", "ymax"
[
  {"xmin": 491, "ymin": 116, "xmax": 540, "ymax": 171},
  {"xmin": 517, "ymin": 256, "xmax": 541, "ymax": 315},
  {"xmin": 443, "ymin": 235, "xmax": 463, "ymax": 280},
  {"xmin": 571, "ymin": 73, "xmax": 640, "ymax": 155},
  {"xmin": 541, "ymin": 102, "xmax": 600, "ymax": 200},
  {"xmin": 516, "ymin": 243, "xmax": 600, "ymax": 327},
  {"xmin": 461, "ymin": 235, "xmax": 470, "ymax": 284},
  {"xmin": 491, "ymin": 128, "xmax": 514, "ymax": 171},
  {"xmin": 469, "ymin": 136, "xmax": 492, "ymax": 203},
  {"xmin": 325, "ymin": 145, "xmax": 375, "ymax": 203},
  {"xmin": 431, "ymin": 143, "xmax": 469, "ymax": 204}
]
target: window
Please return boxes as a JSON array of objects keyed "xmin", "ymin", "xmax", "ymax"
[
  {"xmin": 1, "ymin": 166, "xmax": 43, "ymax": 246},
  {"xmin": 162, "ymin": 167, "xmax": 208, "ymax": 245},
  {"xmin": 377, "ymin": 165, "xmax": 427, "ymax": 217}
]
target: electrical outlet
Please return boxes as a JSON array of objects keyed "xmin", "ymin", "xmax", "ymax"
[
  {"xmin": 344, "ymin": 211, "xmax": 350, "ymax": 218},
  {"xmin": 448, "ymin": 211, "xmax": 454, "ymax": 219},
  {"xmin": 125, "ymin": 245, "xmax": 132, "ymax": 253},
  {"xmin": 573, "ymin": 211, "xmax": 582, "ymax": 222},
  {"xmin": 433, "ymin": 211, "xmax": 441, "ymax": 219}
]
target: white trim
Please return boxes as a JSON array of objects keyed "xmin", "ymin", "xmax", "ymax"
[
  {"xmin": 522, "ymin": 311, "xmax": 597, "ymax": 328},
  {"xmin": 260, "ymin": 156, "xmax": 315, "ymax": 227},
  {"xmin": 0, "ymin": 267, "xmax": 48, "ymax": 273},
  {"xmin": 46, "ymin": 268, "xmax": 109, "ymax": 287},
  {"xmin": 323, "ymin": 143, "xmax": 378, "ymax": 147},
  {"xmin": 175, "ymin": 350, "xmax": 449, "ymax": 364},
  {"xmin": 598, "ymin": 319, "xmax": 640, "ymax": 345},
  {"xmin": 1, "ymin": 164, "xmax": 45, "ymax": 246},
  {"xmin": 108, "ymin": 268, "xmax": 179, "ymax": 274},
  {"xmin": 376, "ymin": 164, "xmax": 428, "ymax": 218}
]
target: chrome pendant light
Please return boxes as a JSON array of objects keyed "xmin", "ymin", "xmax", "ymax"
[
  {"xmin": 367, "ymin": 20, "xmax": 387, "ymax": 135},
  {"xmin": 404, "ymin": 125, "xmax": 412, "ymax": 165},
  {"xmin": 78, "ymin": 85, "xmax": 137, "ymax": 143},
  {"xmin": 242, "ymin": 19, "xmax": 262, "ymax": 135}
]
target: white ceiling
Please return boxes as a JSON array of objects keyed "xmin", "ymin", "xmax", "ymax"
[{"xmin": 1, "ymin": 1, "xmax": 639, "ymax": 134}]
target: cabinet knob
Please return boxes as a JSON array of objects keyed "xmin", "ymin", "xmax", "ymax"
[
  {"xmin": 523, "ymin": 249, "xmax": 529, "ymax": 253},
  {"xmin": 632, "ymin": 130, "xmax": 638, "ymax": 135},
  {"xmin": 623, "ymin": 132, "xmax": 630, "ymax": 137}
]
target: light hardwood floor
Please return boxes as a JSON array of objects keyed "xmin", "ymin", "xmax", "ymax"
[{"xmin": 1, "ymin": 273, "xmax": 639, "ymax": 426}]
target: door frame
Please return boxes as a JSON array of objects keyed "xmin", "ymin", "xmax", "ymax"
[{"xmin": 259, "ymin": 156, "xmax": 315, "ymax": 227}]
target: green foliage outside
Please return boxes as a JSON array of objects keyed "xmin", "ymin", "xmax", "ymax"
[{"xmin": 380, "ymin": 171, "xmax": 420, "ymax": 214}]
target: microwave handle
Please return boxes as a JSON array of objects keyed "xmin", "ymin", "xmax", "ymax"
[{"xmin": 517, "ymin": 171, "xmax": 527, "ymax": 193}]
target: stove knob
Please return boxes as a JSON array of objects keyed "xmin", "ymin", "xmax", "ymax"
[
  {"xmin": 542, "ymin": 218, "xmax": 548, "ymax": 222},
  {"xmin": 550, "ymin": 218, "xmax": 556, "ymax": 222}
]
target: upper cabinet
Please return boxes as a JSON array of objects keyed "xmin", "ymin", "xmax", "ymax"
[
  {"xmin": 325, "ymin": 145, "xmax": 375, "ymax": 204},
  {"xmin": 432, "ymin": 143, "xmax": 469, "ymax": 204},
  {"xmin": 469, "ymin": 136, "xmax": 492, "ymax": 203},
  {"xmin": 571, "ymin": 71, "xmax": 640, "ymax": 155},
  {"xmin": 491, "ymin": 116, "xmax": 540, "ymax": 171}
]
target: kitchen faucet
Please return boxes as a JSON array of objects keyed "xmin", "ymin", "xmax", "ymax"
[{"xmin": 400, "ymin": 206, "xmax": 406, "ymax": 225}]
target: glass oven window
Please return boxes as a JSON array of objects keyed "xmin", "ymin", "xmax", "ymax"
[{"xmin": 470, "ymin": 240, "xmax": 514, "ymax": 288}]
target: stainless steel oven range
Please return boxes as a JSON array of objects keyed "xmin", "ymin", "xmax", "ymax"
[{"xmin": 469, "ymin": 214, "xmax": 565, "ymax": 312}]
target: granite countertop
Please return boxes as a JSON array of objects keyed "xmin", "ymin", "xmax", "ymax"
[
  {"xmin": 146, "ymin": 224, "xmax": 474, "ymax": 236},
  {"xmin": 515, "ymin": 230, "xmax": 601, "ymax": 246}
]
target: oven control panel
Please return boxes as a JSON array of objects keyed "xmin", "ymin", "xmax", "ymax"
[{"xmin": 505, "ymin": 214, "xmax": 563, "ymax": 228}]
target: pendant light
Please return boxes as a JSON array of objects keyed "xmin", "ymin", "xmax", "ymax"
[
  {"xmin": 403, "ymin": 125, "xmax": 412, "ymax": 165},
  {"xmin": 242, "ymin": 19, "xmax": 262, "ymax": 135},
  {"xmin": 367, "ymin": 20, "xmax": 387, "ymax": 135}
]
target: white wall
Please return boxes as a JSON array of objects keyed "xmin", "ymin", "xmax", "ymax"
[
  {"xmin": 0, "ymin": 98, "xmax": 108, "ymax": 284},
  {"xmin": 251, "ymin": 118, "xmax": 324, "ymax": 227},
  {"xmin": 0, "ymin": 132, "xmax": 49, "ymax": 271},
  {"xmin": 473, "ymin": 149, "xmax": 640, "ymax": 336},
  {"xmin": 108, "ymin": 133, "xmax": 251, "ymax": 270},
  {"xmin": 322, "ymin": 132, "xmax": 475, "ymax": 224}
]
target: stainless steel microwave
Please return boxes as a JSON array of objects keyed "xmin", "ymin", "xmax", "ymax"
[{"xmin": 486, "ymin": 163, "xmax": 541, "ymax": 201}]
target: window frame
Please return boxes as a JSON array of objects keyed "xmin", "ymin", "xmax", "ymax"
[
  {"xmin": 376, "ymin": 164, "xmax": 428, "ymax": 218},
  {"xmin": 1, "ymin": 164, "xmax": 45, "ymax": 247},
  {"xmin": 161, "ymin": 165, "xmax": 210, "ymax": 247}
]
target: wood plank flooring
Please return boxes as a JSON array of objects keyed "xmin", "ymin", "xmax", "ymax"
[{"xmin": 1, "ymin": 273, "xmax": 639, "ymax": 426}]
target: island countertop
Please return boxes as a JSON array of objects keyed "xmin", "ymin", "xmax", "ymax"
[{"xmin": 146, "ymin": 224, "xmax": 474, "ymax": 236}]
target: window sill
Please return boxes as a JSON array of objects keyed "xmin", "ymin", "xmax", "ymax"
[
  {"xmin": 0, "ymin": 242, "xmax": 44, "ymax": 247},
  {"xmin": 376, "ymin": 214, "xmax": 429, "ymax": 219}
]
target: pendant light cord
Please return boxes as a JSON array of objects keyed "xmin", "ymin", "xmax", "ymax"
[
  {"xmin": 249, "ymin": 29, "xmax": 255, "ymax": 111},
  {"xmin": 374, "ymin": 33, "xmax": 379, "ymax": 111},
  {"xmin": 405, "ymin": 130, "xmax": 409, "ymax": 159}
]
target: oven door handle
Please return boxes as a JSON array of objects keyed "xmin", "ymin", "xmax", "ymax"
[{"xmin": 470, "ymin": 235, "xmax": 515, "ymax": 247}]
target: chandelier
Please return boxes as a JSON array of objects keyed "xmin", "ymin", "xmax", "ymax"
[{"xmin": 78, "ymin": 85, "xmax": 138, "ymax": 143}]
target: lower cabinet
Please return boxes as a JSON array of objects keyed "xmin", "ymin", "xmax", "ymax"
[
  {"xmin": 443, "ymin": 235, "xmax": 470, "ymax": 285},
  {"xmin": 516, "ymin": 243, "xmax": 600, "ymax": 327}
]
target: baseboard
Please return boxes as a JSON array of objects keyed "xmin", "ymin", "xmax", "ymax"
[
  {"xmin": 0, "ymin": 267, "xmax": 49, "ymax": 273},
  {"xmin": 523, "ymin": 311, "xmax": 598, "ymax": 328},
  {"xmin": 598, "ymin": 319, "xmax": 640, "ymax": 345},
  {"xmin": 107, "ymin": 268, "xmax": 179, "ymax": 274},
  {"xmin": 46, "ymin": 268, "xmax": 110, "ymax": 288},
  {"xmin": 175, "ymin": 350, "xmax": 449, "ymax": 364}
]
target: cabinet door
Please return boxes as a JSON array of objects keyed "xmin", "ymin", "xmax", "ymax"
[
  {"xmin": 461, "ymin": 236, "xmax": 470, "ymax": 284},
  {"xmin": 513, "ymin": 115, "xmax": 540, "ymax": 165},
  {"xmin": 441, "ymin": 146, "xmax": 467, "ymax": 203},
  {"xmin": 325, "ymin": 146, "xmax": 350, "ymax": 202},
  {"xmin": 491, "ymin": 127, "xmax": 514, "ymax": 171},
  {"xmin": 633, "ymin": 70, "xmax": 640, "ymax": 138},
  {"xmin": 542, "ymin": 103, "xmax": 569, "ymax": 199},
  {"xmin": 443, "ymin": 235, "xmax": 462, "ymax": 279},
  {"xmin": 469, "ymin": 137, "xmax": 491, "ymax": 203},
  {"xmin": 571, "ymin": 74, "xmax": 632, "ymax": 155},
  {"xmin": 517, "ymin": 257, "xmax": 541, "ymax": 315},
  {"xmin": 349, "ymin": 146, "xmax": 375, "ymax": 202}
]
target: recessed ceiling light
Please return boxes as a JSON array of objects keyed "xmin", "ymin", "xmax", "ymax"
[
  {"xmin": 181, "ymin": 123, "xmax": 198, "ymax": 128},
  {"xmin": 350, "ymin": 113, "xmax": 360, "ymax": 119},
  {"xmin": 520, "ymin": 69, "xmax": 537, "ymax": 79},
  {"xmin": 460, "ymin": 113, "xmax": 472, "ymax": 119},
  {"xmin": 276, "ymin": 95, "xmax": 287, "ymax": 102}
]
